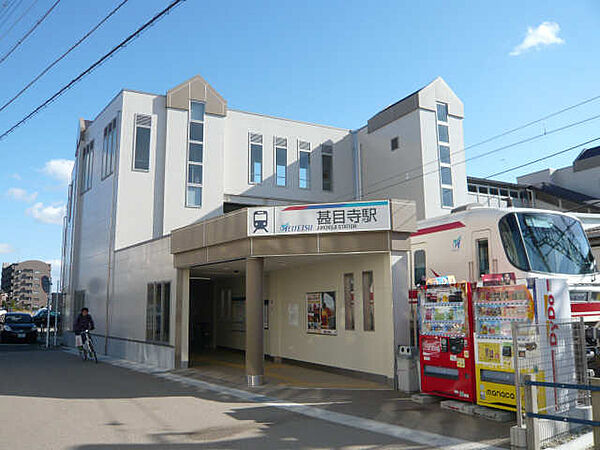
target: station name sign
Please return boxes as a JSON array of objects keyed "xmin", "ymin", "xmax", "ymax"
[{"xmin": 248, "ymin": 200, "xmax": 391, "ymax": 236}]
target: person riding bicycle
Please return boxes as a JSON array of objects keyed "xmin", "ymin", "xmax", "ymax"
[{"xmin": 73, "ymin": 307, "xmax": 95, "ymax": 350}]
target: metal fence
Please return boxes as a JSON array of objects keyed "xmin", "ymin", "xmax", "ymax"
[{"xmin": 513, "ymin": 319, "xmax": 593, "ymax": 447}]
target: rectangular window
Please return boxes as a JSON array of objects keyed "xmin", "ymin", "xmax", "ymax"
[
  {"xmin": 414, "ymin": 250, "xmax": 426, "ymax": 285},
  {"xmin": 477, "ymin": 239, "xmax": 490, "ymax": 277},
  {"xmin": 440, "ymin": 166, "xmax": 452, "ymax": 186},
  {"xmin": 186, "ymin": 101, "xmax": 204, "ymax": 207},
  {"xmin": 298, "ymin": 140, "xmax": 311, "ymax": 189},
  {"xmin": 344, "ymin": 273, "xmax": 355, "ymax": 330},
  {"xmin": 275, "ymin": 137, "xmax": 287, "ymax": 187},
  {"xmin": 442, "ymin": 188, "xmax": 454, "ymax": 207},
  {"xmin": 468, "ymin": 184, "xmax": 477, "ymax": 193},
  {"xmin": 362, "ymin": 271, "xmax": 374, "ymax": 331},
  {"xmin": 80, "ymin": 141, "xmax": 94, "ymax": 193},
  {"xmin": 437, "ymin": 124, "xmax": 449, "ymax": 143},
  {"xmin": 439, "ymin": 145, "xmax": 451, "ymax": 164},
  {"xmin": 391, "ymin": 136, "xmax": 399, "ymax": 151},
  {"xmin": 249, "ymin": 133, "xmax": 263, "ymax": 184},
  {"xmin": 133, "ymin": 114, "xmax": 151, "ymax": 171},
  {"xmin": 436, "ymin": 102, "xmax": 448, "ymax": 122},
  {"xmin": 101, "ymin": 118, "xmax": 118, "ymax": 179},
  {"xmin": 322, "ymin": 143, "xmax": 333, "ymax": 191},
  {"xmin": 146, "ymin": 281, "xmax": 170, "ymax": 343}
]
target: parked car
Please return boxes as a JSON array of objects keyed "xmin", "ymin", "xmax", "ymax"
[
  {"xmin": 0, "ymin": 312, "xmax": 37, "ymax": 343},
  {"xmin": 32, "ymin": 308, "xmax": 61, "ymax": 328}
]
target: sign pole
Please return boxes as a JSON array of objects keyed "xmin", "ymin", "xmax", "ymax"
[{"xmin": 41, "ymin": 276, "xmax": 51, "ymax": 348}]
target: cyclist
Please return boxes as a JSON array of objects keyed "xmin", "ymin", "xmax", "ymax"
[{"xmin": 73, "ymin": 307, "xmax": 95, "ymax": 350}]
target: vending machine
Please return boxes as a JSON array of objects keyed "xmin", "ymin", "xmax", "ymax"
[
  {"xmin": 473, "ymin": 276, "xmax": 572, "ymax": 411},
  {"xmin": 473, "ymin": 279, "xmax": 533, "ymax": 411},
  {"xmin": 418, "ymin": 279, "xmax": 476, "ymax": 401}
]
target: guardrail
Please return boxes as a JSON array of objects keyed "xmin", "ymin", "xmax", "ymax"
[{"xmin": 523, "ymin": 375, "xmax": 600, "ymax": 449}]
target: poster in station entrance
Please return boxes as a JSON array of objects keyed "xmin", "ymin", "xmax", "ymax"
[
  {"xmin": 247, "ymin": 200, "xmax": 391, "ymax": 236},
  {"xmin": 306, "ymin": 291, "xmax": 337, "ymax": 335}
]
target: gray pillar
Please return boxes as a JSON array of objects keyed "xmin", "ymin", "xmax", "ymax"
[{"xmin": 245, "ymin": 257, "xmax": 264, "ymax": 386}]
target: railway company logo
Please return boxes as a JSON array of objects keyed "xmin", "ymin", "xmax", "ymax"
[{"xmin": 452, "ymin": 236, "xmax": 462, "ymax": 251}]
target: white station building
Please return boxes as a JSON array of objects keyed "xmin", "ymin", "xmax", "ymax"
[{"xmin": 60, "ymin": 74, "xmax": 467, "ymax": 386}]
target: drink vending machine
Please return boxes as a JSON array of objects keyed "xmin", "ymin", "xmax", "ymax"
[{"xmin": 418, "ymin": 278, "xmax": 476, "ymax": 401}]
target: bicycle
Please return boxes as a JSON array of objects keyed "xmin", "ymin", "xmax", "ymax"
[{"xmin": 79, "ymin": 330, "xmax": 98, "ymax": 363}]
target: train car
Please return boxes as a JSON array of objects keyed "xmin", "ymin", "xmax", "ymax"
[{"xmin": 410, "ymin": 204, "xmax": 600, "ymax": 322}]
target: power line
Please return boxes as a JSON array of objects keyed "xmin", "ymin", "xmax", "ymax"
[
  {"xmin": 0, "ymin": 0, "xmax": 40, "ymax": 43},
  {"xmin": 0, "ymin": 0, "xmax": 60, "ymax": 66},
  {"xmin": 0, "ymin": 0, "xmax": 187, "ymax": 141},
  {"xmin": 0, "ymin": 0, "xmax": 24, "ymax": 31},
  {"xmin": 0, "ymin": 0, "xmax": 130, "ymax": 113},
  {"xmin": 483, "ymin": 136, "xmax": 600, "ymax": 179},
  {"xmin": 0, "ymin": 0, "xmax": 18, "ymax": 23},
  {"xmin": 344, "ymin": 111, "xmax": 600, "ymax": 200}
]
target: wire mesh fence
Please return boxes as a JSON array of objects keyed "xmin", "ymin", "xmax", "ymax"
[{"xmin": 514, "ymin": 319, "xmax": 592, "ymax": 447}]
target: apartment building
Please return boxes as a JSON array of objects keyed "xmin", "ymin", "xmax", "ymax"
[
  {"xmin": 1, "ymin": 260, "xmax": 51, "ymax": 310},
  {"xmin": 61, "ymin": 73, "xmax": 466, "ymax": 381}
]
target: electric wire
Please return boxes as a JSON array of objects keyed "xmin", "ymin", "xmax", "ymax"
[
  {"xmin": 0, "ymin": 0, "xmax": 18, "ymax": 23},
  {"xmin": 0, "ymin": 0, "xmax": 40, "ymax": 43},
  {"xmin": 0, "ymin": 0, "xmax": 130, "ymax": 113},
  {"xmin": 353, "ymin": 112, "xmax": 600, "ymax": 199},
  {"xmin": 0, "ymin": 0, "xmax": 60, "ymax": 66},
  {"xmin": 0, "ymin": 0, "xmax": 24, "ymax": 31},
  {"xmin": 0, "ymin": 0, "xmax": 187, "ymax": 141}
]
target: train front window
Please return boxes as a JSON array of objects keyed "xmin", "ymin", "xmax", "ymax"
[{"xmin": 499, "ymin": 212, "xmax": 596, "ymax": 275}]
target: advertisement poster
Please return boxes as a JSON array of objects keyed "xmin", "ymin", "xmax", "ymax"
[
  {"xmin": 248, "ymin": 200, "xmax": 390, "ymax": 236},
  {"xmin": 306, "ymin": 291, "xmax": 336, "ymax": 335}
]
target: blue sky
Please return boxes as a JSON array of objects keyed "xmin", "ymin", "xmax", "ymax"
[{"xmin": 0, "ymin": 0, "xmax": 599, "ymax": 281}]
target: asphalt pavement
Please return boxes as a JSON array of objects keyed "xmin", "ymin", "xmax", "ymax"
[{"xmin": 0, "ymin": 344, "xmax": 435, "ymax": 449}]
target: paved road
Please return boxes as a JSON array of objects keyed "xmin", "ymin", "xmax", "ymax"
[{"xmin": 0, "ymin": 345, "xmax": 441, "ymax": 449}]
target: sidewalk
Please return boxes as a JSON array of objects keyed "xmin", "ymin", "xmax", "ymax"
[{"xmin": 63, "ymin": 347, "xmax": 512, "ymax": 449}]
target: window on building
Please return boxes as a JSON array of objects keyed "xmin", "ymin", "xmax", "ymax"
[
  {"xmin": 490, "ymin": 187, "xmax": 499, "ymax": 195},
  {"xmin": 439, "ymin": 145, "xmax": 451, "ymax": 164},
  {"xmin": 133, "ymin": 114, "xmax": 151, "ymax": 171},
  {"xmin": 500, "ymin": 189, "xmax": 509, "ymax": 197},
  {"xmin": 249, "ymin": 133, "xmax": 263, "ymax": 184},
  {"xmin": 102, "ymin": 118, "xmax": 118, "ymax": 179},
  {"xmin": 468, "ymin": 184, "xmax": 477, "ymax": 193},
  {"xmin": 414, "ymin": 250, "xmax": 426, "ymax": 285},
  {"xmin": 362, "ymin": 271, "xmax": 374, "ymax": 331},
  {"xmin": 477, "ymin": 239, "xmax": 490, "ymax": 277},
  {"xmin": 437, "ymin": 124, "xmax": 449, "ymax": 143},
  {"xmin": 391, "ymin": 136, "xmax": 399, "ymax": 151},
  {"xmin": 186, "ymin": 101, "xmax": 205, "ymax": 207},
  {"xmin": 322, "ymin": 143, "xmax": 333, "ymax": 191},
  {"xmin": 344, "ymin": 273, "xmax": 355, "ymax": 330},
  {"xmin": 440, "ymin": 166, "xmax": 452, "ymax": 186},
  {"xmin": 298, "ymin": 140, "xmax": 311, "ymax": 189},
  {"xmin": 478, "ymin": 186, "xmax": 489, "ymax": 194},
  {"xmin": 275, "ymin": 137, "xmax": 287, "ymax": 187},
  {"xmin": 442, "ymin": 188, "xmax": 454, "ymax": 208},
  {"xmin": 81, "ymin": 141, "xmax": 94, "ymax": 193},
  {"xmin": 436, "ymin": 102, "xmax": 448, "ymax": 122},
  {"xmin": 146, "ymin": 281, "xmax": 170, "ymax": 343}
]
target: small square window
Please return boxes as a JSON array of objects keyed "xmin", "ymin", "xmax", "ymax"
[
  {"xmin": 478, "ymin": 186, "xmax": 489, "ymax": 194},
  {"xmin": 190, "ymin": 122, "xmax": 204, "ymax": 142},
  {"xmin": 438, "ymin": 124, "xmax": 449, "ymax": 143},
  {"xmin": 439, "ymin": 145, "xmax": 451, "ymax": 164},
  {"xmin": 189, "ymin": 143, "xmax": 203, "ymax": 163},
  {"xmin": 191, "ymin": 101, "xmax": 205, "ymax": 121},
  {"xmin": 500, "ymin": 189, "xmax": 509, "ymax": 197},
  {"xmin": 490, "ymin": 188, "xmax": 499, "ymax": 195},
  {"xmin": 442, "ymin": 188, "xmax": 454, "ymax": 207},
  {"xmin": 468, "ymin": 184, "xmax": 477, "ymax": 193},
  {"xmin": 436, "ymin": 103, "xmax": 448, "ymax": 122},
  {"xmin": 391, "ymin": 137, "xmax": 399, "ymax": 151},
  {"xmin": 441, "ymin": 167, "xmax": 452, "ymax": 186}
]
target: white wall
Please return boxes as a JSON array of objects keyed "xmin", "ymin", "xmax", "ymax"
[
  {"xmin": 224, "ymin": 110, "xmax": 353, "ymax": 203},
  {"xmin": 72, "ymin": 94, "xmax": 123, "ymax": 335},
  {"xmin": 114, "ymin": 91, "xmax": 166, "ymax": 250},
  {"xmin": 269, "ymin": 254, "xmax": 395, "ymax": 378}
]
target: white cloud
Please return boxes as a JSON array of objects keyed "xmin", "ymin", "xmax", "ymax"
[
  {"xmin": 41, "ymin": 159, "xmax": 74, "ymax": 185},
  {"xmin": 0, "ymin": 243, "xmax": 13, "ymax": 254},
  {"xmin": 7, "ymin": 187, "xmax": 38, "ymax": 203},
  {"xmin": 510, "ymin": 21, "xmax": 565, "ymax": 56},
  {"xmin": 26, "ymin": 202, "xmax": 66, "ymax": 225},
  {"xmin": 46, "ymin": 259, "xmax": 61, "ymax": 284}
]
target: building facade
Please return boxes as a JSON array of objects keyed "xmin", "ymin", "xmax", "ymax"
[
  {"xmin": 1, "ymin": 260, "xmax": 51, "ymax": 310},
  {"xmin": 60, "ymin": 74, "xmax": 465, "ymax": 379}
]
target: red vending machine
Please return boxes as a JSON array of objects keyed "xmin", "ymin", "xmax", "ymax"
[{"xmin": 419, "ymin": 279, "xmax": 475, "ymax": 401}]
